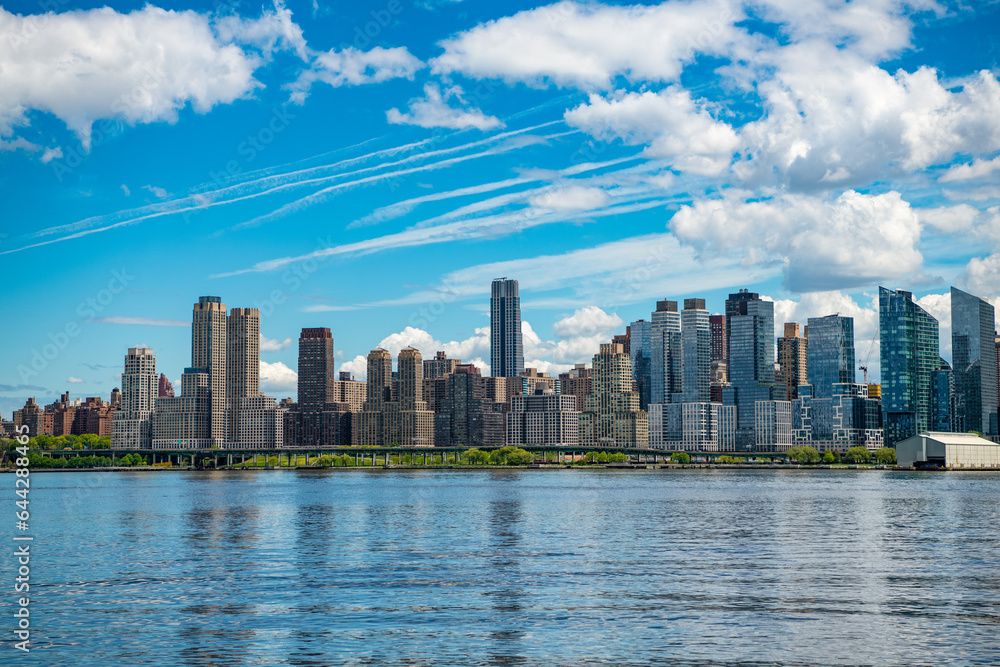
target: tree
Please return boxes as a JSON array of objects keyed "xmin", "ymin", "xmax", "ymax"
[
  {"xmin": 845, "ymin": 447, "xmax": 872, "ymax": 464},
  {"xmin": 874, "ymin": 447, "xmax": 897, "ymax": 465},
  {"xmin": 488, "ymin": 446, "xmax": 534, "ymax": 465},
  {"xmin": 787, "ymin": 446, "xmax": 821, "ymax": 464},
  {"xmin": 465, "ymin": 448, "xmax": 490, "ymax": 465},
  {"xmin": 823, "ymin": 451, "xmax": 835, "ymax": 464},
  {"xmin": 671, "ymin": 452, "xmax": 691, "ymax": 464}
]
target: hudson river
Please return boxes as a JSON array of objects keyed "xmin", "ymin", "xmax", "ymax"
[{"xmin": 11, "ymin": 469, "xmax": 1000, "ymax": 665}]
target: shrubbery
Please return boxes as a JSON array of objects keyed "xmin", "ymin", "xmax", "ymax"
[{"xmin": 787, "ymin": 446, "xmax": 821, "ymax": 464}]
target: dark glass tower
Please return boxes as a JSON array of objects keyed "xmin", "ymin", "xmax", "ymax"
[
  {"xmin": 490, "ymin": 278, "xmax": 524, "ymax": 378},
  {"xmin": 951, "ymin": 286, "xmax": 998, "ymax": 435},
  {"xmin": 879, "ymin": 287, "xmax": 939, "ymax": 445},
  {"xmin": 806, "ymin": 314, "xmax": 856, "ymax": 399}
]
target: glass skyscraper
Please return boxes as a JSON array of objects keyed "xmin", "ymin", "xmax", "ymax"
[
  {"xmin": 806, "ymin": 314, "xmax": 856, "ymax": 399},
  {"xmin": 951, "ymin": 286, "xmax": 998, "ymax": 435},
  {"xmin": 490, "ymin": 278, "xmax": 524, "ymax": 378},
  {"xmin": 650, "ymin": 300, "xmax": 681, "ymax": 405},
  {"xmin": 679, "ymin": 298, "xmax": 711, "ymax": 403},
  {"xmin": 629, "ymin": 319, "xmax": 652, "ymax": 410},
  {"xmin": 723, "ymin": 290, "xmax": 776, "ymax": 449},
  {"xmin": 879, "ymin": 287, "xmax": 939, "ymax": 445}
]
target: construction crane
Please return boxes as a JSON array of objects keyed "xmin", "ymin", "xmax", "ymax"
[{"xmin": 859, "ymin": 328, "xmax": 878, "ymax": 385}]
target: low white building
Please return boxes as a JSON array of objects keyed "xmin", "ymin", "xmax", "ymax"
[{"xmin": 896, "ymin": 432, "xmax": 1000, "ymax": 468}]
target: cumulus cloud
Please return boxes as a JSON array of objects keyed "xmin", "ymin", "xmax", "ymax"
[
  {"xmin": 40, "ymin": 146, "xmax": 63, "ymax": 163},
  {"xmin": 288, "ymin": 46, "xmax": 422, "ymax": 103},
  {"xmin": 432, "ymin": 0, "xmax": 743, "ymax": 89},
  {"xmin": 671, "ymin": 190, "xmax": 923, "ymax": 292},
  {"xmin": 67, "ymin": 376, "xmax": 85, "ymax": 384},
  {"xmin": 0, "ymin": 5, "xmax": 289, "ymax": 149},
  {"xmin": 387, "ymin": 84, "xmax": 502, "ymax": 130},
  {"xmin": 260, "ymin": 335, "xmax": 293, "ymax": 352},
  {"xmin": 529, "ymin": 185, "xmax": 609, "ymax": 211},
  {"xmin": 940, "ymin": 156, "xmax": 1000, "ymax": 183},
  {"xmin": 260, "ymin": 360, "xmax": 297, "ymax": 392},
  {"xmin": 339, "ymin": 355, "xmax": 369, "ymax": 381},
  {"xmin": 565, "ymin": 88, "xmax": 739, "ymax": 175},
  {"xmin": 143, "ymin": 184, "xmax": 168, "ymax": 199}
]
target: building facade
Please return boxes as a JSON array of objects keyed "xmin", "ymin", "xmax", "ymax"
[
  {"xmin": 951, "ymin": 286, "xmax": 998, "ymax": 436},
  {"xmin": 508, "ymin": 388, "xmax": 580, "ymax": 447},
  {"xmin": 807, "ymin": 314, "xmax": 855, "ymax": 399},
  {"xmin": 490, "ymin": 278, "xmax": 524, "ymax": 379},
  {"xmin": 579, "ymin": 343, "xmax": 648, "ymax": 447},
  {"xmin": 113, "ymin": 347, "xmax": 158, "ymax": 448}
]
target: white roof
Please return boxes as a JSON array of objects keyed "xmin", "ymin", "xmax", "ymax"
[{"xmin": 919, "ymin": 432, "xmax": 999, "ymax": 447}]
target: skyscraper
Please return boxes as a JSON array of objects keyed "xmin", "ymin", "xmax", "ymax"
[
  {"xmin": 807, "ymin": 315, "xmax": 855, "ymax": 399},
  {"xmin": 297, "ymin": 328, "xmax": 335, "ymax": 411},
  {"xmin": 777, "ymin": 323, "xmax": 808, "ymax": 401},
  {"xmin": 951, "ymin": 286, "xmax": 998, "ymax": 435},
  {"xmin": 650, "ymin": 299, "xmax": 681, "ymax": 405},
  {"xmin": 112, "ymin": 347, "xmax": 158, "ymax": 449},
  {"xmin": 490, "ymin": 278, "xmax": 523, "ymax": 378},
  {"xmin": 192, "ymin": 296, "xmax": 228, "ymax": 442},
  {"xmin": 724, "ymin": 290, "xmax": 777, "ymax": 449},
  {"xmin": 679, "ymin": 298, "xmax": 711, "ymax": 403},
  {"xmin": 879, "ymin": 287, "xmax": 939, "ymax": 445},
  {"xmin": 227, "ymin": 307, "xmax": 260, "ymax": 439},
  {"xmin": 629, "ymin": 319, "xmax": 652, "ymax": 409},
  {"xmin": 289, "ymin": 327, "xmax": 346, "ymax": 447},
  {"xmin": 579, "ymin": 342, "xmax": 648, "ymax": 447}
]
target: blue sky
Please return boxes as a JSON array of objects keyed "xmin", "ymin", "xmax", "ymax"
[{"xmin": 2, "ymin": 0, "xmax": 999, "ymax": 416}]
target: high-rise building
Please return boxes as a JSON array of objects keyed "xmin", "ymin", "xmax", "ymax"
[
  {"xmin": 755, "ymin": 400, "xmax": 793, "ymax": 451},
  {"xmin": 13, "ymin": 398, "xmax": 43, "ymax": 438},
  {"xmin": 519, "ymin": 368, "xmax": 560, "ymax": 397},
  {"xmin": 807, "ymin": 315, "xmax": 855, "ymax": 399},
  {"xmin": 424, "ymin": 351, "xmax": 461, "ymax": 379},
  {"xmin": 709, "ymin": 314, "xmax": 726, "ymax": 362},
  {"xmin": 649, "ymin": 402, "xmax": 735, "ymax": 452},
  {"xmin": 226, "ymin": 307, "xmax": 260, "ymax": 440},
  {"xmin": 650, "ymin": 300, "xmax": 681, "ymax": 405},
  {"xmin": 932, "ymin": 360, "xmax": 953, "ymax": 432},
  {"xmin": 777, "ymin": 323, "xmax": 808, "ymax": 401},
  {"xmin": 437, "ymin": 364, "xmax": 505, "ymax": 447},
  {"xmin": 579, "ymin": 343, "xmax": 648, "ymax": 447},
  {"xmin": 791, "ymin": 383, "xmax": 883, "ymax": 452},
  {"xmin": 113, "ymin": 347, "xmax": 157, "ymax": 448},
  {"xmin": 287, "ymin": 327, "xmax": 342, "ymax": 447},
  {"xmin": 724, "ymin": 290, "xmax": 777, "ymax": 449},
  {"xmin": 357, "ymin": 348, "xmax": 434, "ymax": 447},
  {"xmin": 110, "ymin": 387, "xmax": 122, "ymax": 407},
  {"xmin": 191, "ymin": 296, "xmax": 228, "ymax": 443},
  {"xmin": 951, "ymin": 287, "xmax": 998, "ymax": 435},
  {"xmin": 297, "ymin": 328, "xmax": 335, "ymax": 411},
  {"xmin": 558, "ymin": 364, "xmax": 592, "ymax": 411},
  {"xmin": 678, "ymin": 298, "xmax": 711, "ymax": 403},
  {"xmin": 151, "ymin": 367, "xmax": 213, "ymax": 448},
  {"xmin": 629, "ymin": 319, "xmax": 652, "ymax": 409},
  {"xmin": 157, "ymin": 374, "xmax": 174, "ymax": 398},
  {"xmin": 490, "ymin": 278, "xmax": 523, "ymax": 378},
  {"xmin": 879, "ymin": 287, "xmax": 939, "ymax": 445}
]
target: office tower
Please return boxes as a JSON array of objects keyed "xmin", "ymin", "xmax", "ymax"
[
  {"xmin": 724, "ymin": 290, "xmax": 777, "ymax": 449},
  {"xmin": 879, "ymin": 287, "xmax": 940, "ymax": 445},
  {"xmin": 951, "ymin": 287, "xmax": 998, "ymax": 435},
  {"xmin": 157, "ymin": 374, "xmax": 174, "ymax": 398},
  {"xmin": 777, "ymin": 323, "xmax": 808, "ymax": 401},
  {"xmin": 192, "ymin": 296, "xmax": 228, "ymax": 443},
  {"xmin": 650, "ymin": 300, "xmax": 681, "ymax": 404},
  {"xmin": 508, "ymin": 387, "xmax": 580, "ymax": 446},
  {"xmin": 438, "ymin": 364, "xmax": 505, "ymax": 447},
  {"xmin": 490, "ymin": 278, "xmax": 524, "ymax": 378},
  {"xmin": 112, "ymin": 347, "xmax": 157, "ymax": 448},
  {"xmin": 629, "ymin": 319, "xmax": 652, "ymax": 409},
  {"xmin": 424, "ymin": 351, "xmax": 461, "ymax": 379},
  {"xmin": 679, "ymin": 298, "xmax": 711, "ymax": 402},
  {"xmin": 579, "ymin": 343, "xmax": 648, "ymax": 447},
  {"xmin": 806, "ymin": 315, "xmax": 854, "ymax": 399},
  {"xmin": 932, "ymin": 360, "xmax": 953, "ymax": 432},
  {"xmin": 710, "ymin": 315, "xmax": 726, "ymax": 362}
]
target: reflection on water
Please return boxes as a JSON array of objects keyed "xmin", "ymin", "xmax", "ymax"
[{"xmin": 16, "ymin": 469, "xmax": 1000, "ymax": 665}]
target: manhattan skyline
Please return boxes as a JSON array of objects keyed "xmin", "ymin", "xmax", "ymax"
[{"xmin": 3, "ymin": 0, "xmax": 1000, "ymax": 419}]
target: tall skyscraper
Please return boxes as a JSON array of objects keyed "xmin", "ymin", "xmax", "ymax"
[
  {"xmin": 777, "ymin": 323, "xmax": 808, "ymax": 401},
  {"xmin": 679, "ymin": 298, "xmax": 711, "ymax": 402},
  {"xmin": 724, "ymin": 290, "xmax": 777, "ymax": 449},
  {"xmin": 709, "ymin": 314, "xmax": 727, "ymax": 362},
  {"xmin": 288, "ymin": 327, "xmax": 348, "ymax": 447},
  {"xmin": 490, "ymin": 278, "xmax": 523, "ymax": 378},
  {"xmin": 951, "ymin": 286, "xmax": 998, "ymax": 435},
  {"xmin": 227, "ymin": 307, "xmax": 260, "ymax": 439},
  {"xmin": 807, "ymin": 315, "xmax": 855, "ymax": 399},
  {"xmin": 650, "ymin": 299, "xmax": 681, "ymax": 405},
  {"xmin": 192, "ymin": 296, "xmax": 228, "ymax": 442},
  {"xmin": 112, "ymin": 347, "xmax": 158, "ymax": 449},
  {"xmin": 879, "ymin": 287, "xmax": 940, "ymax": 445},
  {"xmin": 297, "ymin": 328, "xmax": 335, "ymax": 411},
  {"xmin": 358, "ymin": 347, "xmax": 434, "ymax": 447},
  {"xmin": 629, "ymin": 319, "xmax": 652, "ymax": 409}
]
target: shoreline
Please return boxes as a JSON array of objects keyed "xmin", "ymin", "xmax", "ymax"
[{"xmin": 8, "ymin": 463, "xmax": 987, "ymax": 472}]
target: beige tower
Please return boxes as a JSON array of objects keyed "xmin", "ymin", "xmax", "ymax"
[
  {"xmin": 580, "ymin": 342, "xmax": 648, "ymax": 447},
  {"xmin": 227, "ymin": 307, "xmax": 260, "ymax": 440},
  {"xmin": 192, "ymin": 296, "xmax": 227, "ymax": 443}
]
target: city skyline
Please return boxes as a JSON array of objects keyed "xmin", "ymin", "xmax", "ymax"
[{"xmin": 3, "ymin": 0, "xmax": 1000, "ymax": 421}]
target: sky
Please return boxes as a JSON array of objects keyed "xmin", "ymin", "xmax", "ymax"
[{"xmin": 1, "ymin": 0, "xmax": 999, "ymax": 417}]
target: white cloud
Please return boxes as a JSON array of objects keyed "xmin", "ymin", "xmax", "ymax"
[
  {"xmin": 339, "ymin": 355, "xmax": 369, "ymax": 381},
  {"xmin": 143, "ymin": 185, "xmax": 168, "ymax": 199},
  {"xmin": 432, "ymin": 0, "xmax": 742, "ymax": 90},
  {"xmin": 529, "ymin": 185, "xmax": 609, "ymax": 211},
  {"xmin": 386, "ymin": 84, "xmax": 502, "ymax": 130},
  {"xmin": 959, "ymin": 255, "xmax": 1000, "ymax": 301},
  {"xmin": 120, "ymin": 184, "xmax": 131, "ymax": 197},
  {"xmin": 0, "ymin": 6, "xmax": 290, "ymax": 149},
  {"xmin": 551, "ymin": 305, "xmax": 623, "ymax": 338},
  {"xmin": 260, "ymin": 334, "xmax": 293, "ymax": 352},
  {"xmin": 67, "ymin": 376, "xmax": 84, "ymax": 384},
  {"xmin": 288, "ymin": 46, "xmax": 422, "ymax": 103},
  {"xmin": 214, "ymin": 0, "xmax": 308, "ymax": 61},
  {"xmin": 40, "ymin": 146, "xmax": 63, "ymax": 163},
  {"xmin": 260, "ymin": 360, "xmax": 297, "ymax": 392},
  {"xmin": 917, "ymin": 204, "xmax": 981, "ymax": 234},
  {"xmin": 671, "ymin": 190, "xmax": 923, "ymax": 292},
  {"xmin": 940, "ymin": 156, "xmax": 1000, "ymax": 183},
  {"xmin": 565, "ymin": 88, "xmax": 739, "ymax": 175}
]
